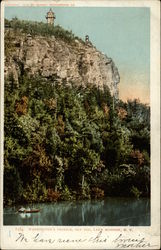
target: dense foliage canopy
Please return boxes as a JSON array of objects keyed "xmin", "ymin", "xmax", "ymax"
[{"xmin": 4, "ymin": 74, "xmax": 150, "ymax": 205}]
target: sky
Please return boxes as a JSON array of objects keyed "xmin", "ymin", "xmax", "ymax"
[{"xmin": 5, "ymin": 6, "xmax": 150, "ymax": 104}]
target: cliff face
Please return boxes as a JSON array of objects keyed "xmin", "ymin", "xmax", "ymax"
[{"xmin": 5, "ymin": 30, "xmax": 120, "ymax": 98}]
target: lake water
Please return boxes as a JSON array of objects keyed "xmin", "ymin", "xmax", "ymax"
[{"xmin": 3, "ymin": 197, "xmax": 150, "ymax": 226}]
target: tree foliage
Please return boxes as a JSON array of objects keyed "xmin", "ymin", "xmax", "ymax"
[
  {"xmin": 4, "ymin": 19, "xmax": 150, "ymax": 204},
  {"xmin": 5, "ymin": 18, "xmax": 83, "ymax": 44},
  {"xmin": 4, "ymin": 75, "xmax": 150, "ymax": 205}
]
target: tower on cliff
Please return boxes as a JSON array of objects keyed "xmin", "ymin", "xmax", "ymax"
[{"xmin": 46, "ymin": 8, "xmax": 56, "ymax": 25}]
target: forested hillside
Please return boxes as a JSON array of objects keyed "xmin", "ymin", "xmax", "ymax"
[
  {"xmin": 4, "ymin": 76, "xmax": 150, "ymax": 205},
  {"xmin": 4, "ymin": 19, "xmax": 150, "ymax": 205}
]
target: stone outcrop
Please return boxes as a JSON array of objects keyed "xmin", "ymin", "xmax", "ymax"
[{"xmin": 5, "ymin": 30, "xmax": 120, "ymax": 98}]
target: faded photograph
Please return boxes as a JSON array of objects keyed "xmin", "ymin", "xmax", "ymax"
[{"xmin": 3, "ymin": 6, "xmax": 150, "ymax": 226}]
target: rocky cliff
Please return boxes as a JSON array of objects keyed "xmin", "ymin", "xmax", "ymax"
[{"xmin": 5, "ymin": 27, "xmax": 120, "ymax": 98}]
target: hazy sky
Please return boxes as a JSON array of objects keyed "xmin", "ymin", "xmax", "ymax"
[{"xmin": 5, "ymin": 6, "xmax": 150, "ymax": 103}]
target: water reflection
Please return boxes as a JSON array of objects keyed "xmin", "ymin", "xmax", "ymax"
[
  {"xmin": 4, "ymin": 197, "xmax": 150, "ymax": 226},
  {"xmin": 19, "ymin": 213, "xmax": 31, "ymax": 219}
]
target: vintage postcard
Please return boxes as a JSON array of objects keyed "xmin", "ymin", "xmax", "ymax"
[{"xmin": 0, "ymin": 0, "xmax": 160, "ymax": 249}]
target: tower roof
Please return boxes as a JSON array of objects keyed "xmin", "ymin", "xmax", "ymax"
[{"xmin": 46, "ymin": 8, "xmax": 55, "ymax": 17}]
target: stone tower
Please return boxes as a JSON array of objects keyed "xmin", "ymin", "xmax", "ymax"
[{"xmin": 46, "ymin": 8, "xmax": 56, "ymax": 25}]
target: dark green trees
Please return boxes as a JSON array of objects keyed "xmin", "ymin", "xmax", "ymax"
[{"xmin": 4, "ymin": 75, "xmax": 150, "ymax": 205}]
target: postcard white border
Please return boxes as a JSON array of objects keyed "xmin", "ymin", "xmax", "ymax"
[{"xmin": 0, "ymin": 0, "xmax": 160, "ymax": 249}]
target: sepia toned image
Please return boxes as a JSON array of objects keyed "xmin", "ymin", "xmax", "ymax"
[{"xmin": 3, "ymin": 5, "xmax": 151, "ymax": 227}]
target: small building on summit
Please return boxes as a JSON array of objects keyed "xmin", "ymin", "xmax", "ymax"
[
  {"xmin": 46, "ymin": 8, "xmax": 56, "ymax": 25},
  {"xmin": 85, "ymin": 35, "xmax": 92, "ymax": 46},
  {"xmin": 85, "ymin": 35, "xmax": 89, "ymax": 43}
]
